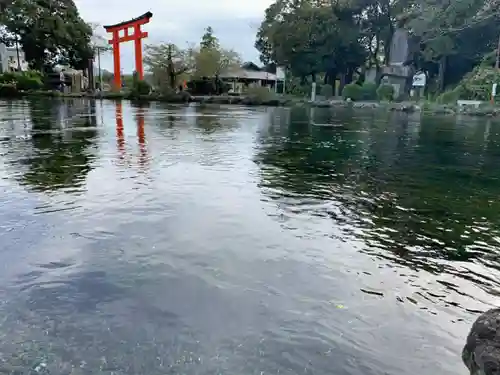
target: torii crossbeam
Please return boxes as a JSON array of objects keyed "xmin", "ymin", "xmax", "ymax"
[{"xmin": 104, "ymin": 12, "xmax": 153, "ymax": 89}]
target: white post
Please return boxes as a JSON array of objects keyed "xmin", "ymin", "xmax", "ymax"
[
  {"xmin": 311, "ymin": 82, "xmax": 316, "ymax": 102},
  {"xmin": 97, "ymin": 47, "xmax": 103, "ymax": 90}
]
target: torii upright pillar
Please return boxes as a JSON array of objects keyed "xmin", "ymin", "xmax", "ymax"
[{"xmin": 104, "ymin": 11, "xmax": 153, "ymax": 89}]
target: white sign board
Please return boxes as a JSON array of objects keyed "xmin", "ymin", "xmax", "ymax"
[
  {"xmin": 311, "ymin": 82, "xmax": 316, "ymax": 102},
  {"xmin": 412, "ymin": 72, "xmax": 426, "ymax": 87},
  {"xmin": 276, "ymin": 67, "xmax": 285, "ymax": 80}
]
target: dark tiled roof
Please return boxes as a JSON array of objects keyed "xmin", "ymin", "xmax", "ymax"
[{"xmin": 104, "ymin": 12, "xmax": 153, "ymax": 30}]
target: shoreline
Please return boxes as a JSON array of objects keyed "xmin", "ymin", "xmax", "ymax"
[{"xmin": 1, "ymin": 90, "xmax": 498, "ymax": 118}]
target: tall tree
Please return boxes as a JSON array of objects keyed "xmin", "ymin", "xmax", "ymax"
[
  {"xmin": 402, "ymin": 0, "xmax": 500, "ymax": 90},
  {"xmin": 144, "ymin": 43, "xmax": 193, "ymax": 91},
  {"xmin": 200, "ymin": 26, "xmax": 219, "ymax": 50},
  {"xmin": 256, "ymin": 0, "xmax": 500, "ymax": 93},
  {"xmin": 192, "ymin": 27, "xmax": 241, "ymax": 79},
  {"xmin": 0, "ymin": 0, "xmax": 93, "ymax": 70},
  {"xmin": 255, "ymin": 0, "xmax": 366, "ymax": 85}
]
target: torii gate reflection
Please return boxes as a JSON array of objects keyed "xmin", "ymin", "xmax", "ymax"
[{"xmin": 114, "ymin": 101, "xmax": 149, "ymax": 169}]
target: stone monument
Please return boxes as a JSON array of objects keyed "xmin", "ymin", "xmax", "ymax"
[
  {"xmin": 380, "ymin": 29, "xmax": 413, "ymax": 98},
  {"xmin": 365, "ymin": 28, "xmax": 414, "ymax": 99},
  {"xmin": 389, "ymin": 29, "xmax": 410, "ymax": 66}
]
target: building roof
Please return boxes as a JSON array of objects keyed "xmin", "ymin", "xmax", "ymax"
[
  {"xmin": 241, "ymin": 62, "xmax": 261, "ymax": 71},
  {"xmin": 220, "ymin": 69, "xmax": 278, "ymax": 81}
]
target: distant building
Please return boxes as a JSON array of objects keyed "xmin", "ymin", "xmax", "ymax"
[
  {"xmin": 0, "ymin": 43, "xmax": 29, "ymax": 73},
  {"xmin": 220, "ymin": 62, "xmax": 285, "ymax": 94}
]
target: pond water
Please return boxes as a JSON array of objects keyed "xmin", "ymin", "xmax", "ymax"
[{"xmin": 0, "ymin": 98, "xmax": 498, "ymax": 375}]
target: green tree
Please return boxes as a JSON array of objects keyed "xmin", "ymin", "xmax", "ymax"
[
  {"xmin": 256, "ymin": 0, "xmax": 500, "ymax": 94},
  {"xmin": 192, "ymin": 26, "xmax": 241, "ymax": 78},
  {"xmin": 402, "ymin": 0, "xmax": 500, "ymax": 91},
  {"xmin": 191, "ymin": 27, "xmax": 242, "ymax": 93},
  {"xmin": 0, "ymin": 0, "xmax": 93, "ymax": 70},
  {"xmin": 255, "ymin": 0, "xmax": 366, "ymax": 86},
  {"xmin": 192, "ymin": 46, "xmax": 241, "ymax": 79},
  {"xmin": 200, "ymin": 26, "xmax": 219, "ymax": 50},
  {"xmin": 144, "ymin": 43, "xmax": 193, "ymax": 92}
]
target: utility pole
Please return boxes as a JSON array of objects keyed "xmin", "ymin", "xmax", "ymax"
[
  {"xmin": 14, "ymin": 31, "xmax": 21, "ymax": 72},
  {"xmin": 493, "ymin": 34, "xmax": 500, "ymax": 104},
  {"xmin": 15, "ymin": 40, "xmax": 21, "ymax": 71},
  {"xmin": 95, "ymin": 46, "xmax": 105, "ymax": 90},
  {"xmin": 496, "ymin": 33, "xmax": 500, "ymax": 70}
]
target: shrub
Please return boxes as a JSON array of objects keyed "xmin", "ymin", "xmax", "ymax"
[
  {"xmin": 157, "ymin": 86, "xmax": 180, "ymax": 101},
  {"xmin": 320, "ymin": 84, "xmax": 334, "ymax": 98},
  {"xmin": 286, "ymin": 77, "xmax": 309, "ymax": 97},
  {"xmin": 342, "ymin": 83, "xmax": 363, "ymax": 101},
  {"xmin": 437, "ymin": 90, "xmax": 459, "ymax": 104},
  {"xmin": 0, "ymin": 71, "xmax": 43, "ymax": 91},
  {"xmin": 448, "ymin": 66, "xmax": 500, "ymax": 101},
  {"xmin": 0, "ymin": 84, "xmax": 19, "ymax": 97},
  {"xmin": 361, "ymin": 82, "xmax": 377, "ymax": 100},
  {"xmin": 110, "ymin": 83, "xmax": 122, "ymax": 93},
  {"xmin": 23, "ymin": 70, "xmax": 43, "ymax": 80},
  {"xmin": 244, "ymin": 86, "xmax": 277, "ymax": 104},
  {"xmin": 377, "ymin": 84, "xmax": 395, "ymax": 101},
  {"xmin": 16, "ymin": 75, "xmax": 43, "ymax": 91},
  {"xmin": 32, "ymin": 90, "xmax": 62, "ymax": 98},
  {"xmin": 102, "ymin": 91, "xmax": 126, "ymax": 99},
  {"xmin": 0, "ymin": 72, "xmax": 17, "ymax": 84},
  {"xmin": 154, "ymin": 87, "xmax": 192, "ymax": 103},
  {"xmin": 435, "ymin": 85, "xmax": 470, "ymax": 104},
  {"xmin": 178, "ymin": 91, "xmax": 191, "ymax": 102},
  {"xmin": 131, "ymin": 79, "xmax": 151, "ymax": 96},
  {"xmin": 187, "ymin": 78, "xmax": 216, "ymax": 95},
  {"xmin": 159, "ymin": 85, "xmax": 177, "ymax": 98}
]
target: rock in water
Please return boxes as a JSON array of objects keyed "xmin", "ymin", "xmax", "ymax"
[{"xmin": 463, "ymin": 308, "xmax": 500, "ymax": 374}]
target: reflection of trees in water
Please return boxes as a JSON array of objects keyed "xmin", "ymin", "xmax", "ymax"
[
  {"xmin": 191, "ymin": 106, "xmax": 246, "ymax": 135},
  {"xmin": 18, "ymin": 98, "xmax": 98, "ymax": 192},
  {"xmin": 255, "ymin": 109, "xmax": 500, "ymax": 278},
  {"xmin": 193, "ymin": 107, "xmax": 222, "ymax": 134},
  {"xmin": 154, "ymin": 104, "xmax": 247, "ymax": 138}
]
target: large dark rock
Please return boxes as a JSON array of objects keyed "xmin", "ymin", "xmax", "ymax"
[{"xmin": 463, "ymin": 308, "xmax": 500, "ymax": 375}]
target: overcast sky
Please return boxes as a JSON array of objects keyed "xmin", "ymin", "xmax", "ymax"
[{"xmin": 74, "ymin": 0, "xmax": 273, "ymax": 73}]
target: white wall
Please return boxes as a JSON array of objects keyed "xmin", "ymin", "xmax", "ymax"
[
  {"xmin": 0, "ymin": 43, "xmax": 7, "ymax": 74},
  {"xmin": 0, "ymin": 43, "xmax": 28, "ymax": 73}
]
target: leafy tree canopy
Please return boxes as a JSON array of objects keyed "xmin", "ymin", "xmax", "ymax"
[
  {"xmin": 0, "ymin": 0, "xmax": 93, "ymax": 71},
  {"xmin": 143, "ymin": 27, "xmax": 241, "ymax": 92},
  {"xmin": 255, "ymin": 0, "xmax": 500, "ymax": 92}
]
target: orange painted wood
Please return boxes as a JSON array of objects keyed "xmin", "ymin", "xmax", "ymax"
[
  {"xmin": 108, "ymin": 31, "xmax": 148, "ymax": 44},
  {"xmin": 134, "ymin": 25, "xmax": 144, "ymax": 80},
  {"xmin": 105, "ymin": 13, "xmax": 152, "ymax": 88},
  {"xmin": 112, "ymin": 31, "xmax": 121, "ymax": 89}
]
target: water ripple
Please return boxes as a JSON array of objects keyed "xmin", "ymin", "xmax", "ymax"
[{"xmin": 0, "ymin": 100, "xmax": 489, "ymax": 375}]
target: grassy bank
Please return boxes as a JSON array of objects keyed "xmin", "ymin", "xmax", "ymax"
[
  {"xmin": 0, "ymin": 89, "xmax": 299, "ymax": 106},
  {"xmin": 2, "ymin": 88, "xmax": 500, "ymax": 117}
]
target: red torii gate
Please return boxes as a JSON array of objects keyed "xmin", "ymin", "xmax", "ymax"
[{"xmin": 104, "ymin": 12, "xmax": 153, "ymax": 89}]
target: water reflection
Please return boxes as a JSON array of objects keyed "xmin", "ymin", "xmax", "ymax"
[
  {"xmin": 255, "ymin": 108, "xmax": 500, "ymax": 298},
  {"xmin": 8, "ymin": 98, "xmax": 99, "ymax": 193},
  {"xmin": 114, "ymin": 101, "xmax": 149, "ymax": 170},
  {"xmin": 0, "ymin": 101, "xmax": 496, "ymax": 375},
  {"xmin": 136, "ymin": 106, "xmax": 148, "ymax": 169},
  {"xmin": 115, "ymin": 100, "xmax": 125, "ymax": 160}
]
